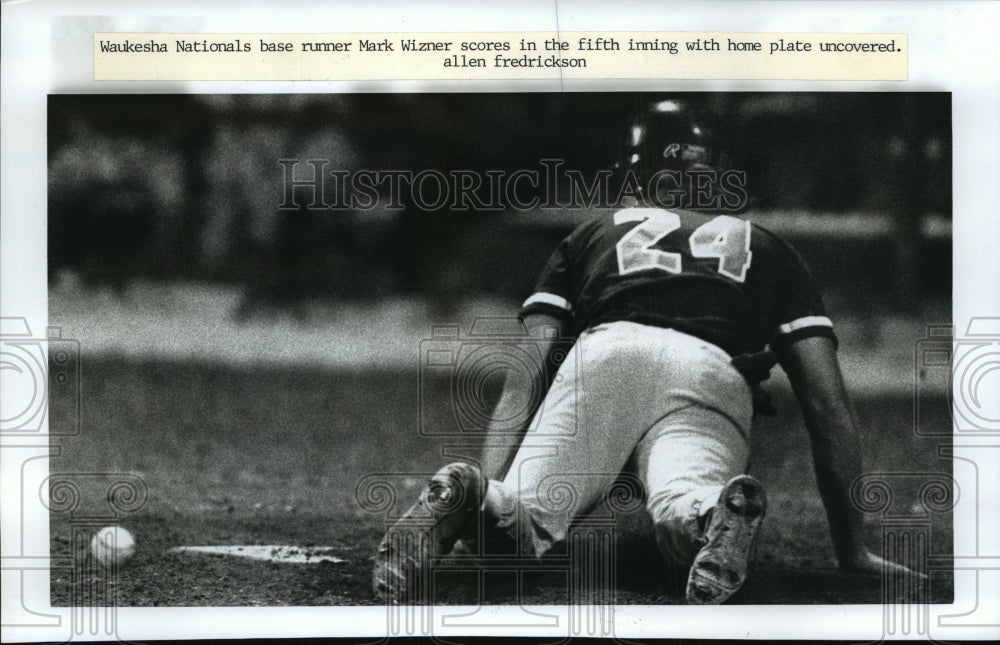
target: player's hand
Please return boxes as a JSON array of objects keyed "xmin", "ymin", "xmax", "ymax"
[{"xmin": 838, "ymin": 550, "xmax": 928, "ymax": 580}]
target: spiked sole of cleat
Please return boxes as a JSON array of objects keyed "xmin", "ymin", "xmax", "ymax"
[
  {"xmin": 685, "ymin": 475, "xmax": 767, "ymax": 605},
  {"xmin": 372, "ymin": 462, "xmax": 483, "ymax": 603}
]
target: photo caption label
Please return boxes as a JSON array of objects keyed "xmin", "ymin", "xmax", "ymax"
[{"xmin": 94, "ymin": 31, "xmax": 907, "ymax": 81}]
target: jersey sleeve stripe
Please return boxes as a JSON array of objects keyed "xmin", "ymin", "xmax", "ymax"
[
  {"xmin": 776, "ymin": 315, "xmax": 833, "ymax": 336},
  {"xmin": 522, "ymin": 292, "xmax": 573, "ymax": 313}
]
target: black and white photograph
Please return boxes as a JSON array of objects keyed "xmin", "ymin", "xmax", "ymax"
[
  {"xmin": 43, "ymin": 92, "xmax": 954, "ymax": 608},
  {"xmin": 2, "ymin": 1, "xmax": 999, "ymax": 642}
]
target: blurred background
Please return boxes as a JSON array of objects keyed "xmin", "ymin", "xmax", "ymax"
[{"xmin": 49, "ymin": 93, "xmax": 950, "ymax": 335}]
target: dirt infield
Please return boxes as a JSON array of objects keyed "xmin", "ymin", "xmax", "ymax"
[{"xmin": 48, "ymin": 357, "xmax": 953, "ymax": 606}]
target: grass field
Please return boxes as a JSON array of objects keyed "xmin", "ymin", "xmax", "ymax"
[{"xmin": 48, "ymin": 356, "xmax": 953, "ymax": 606}]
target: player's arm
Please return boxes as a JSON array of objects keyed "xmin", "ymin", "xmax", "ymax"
[
  {"xmin": 482, "ymin": 230, "xmax": 578, "ymax": 481},
  {"xmin": 481, "ymin": 312, "xmax": 570, "ymax": 481},
  {"xmin": 775, "ymin": 336, "xmax": 924, "ymax": 577}
]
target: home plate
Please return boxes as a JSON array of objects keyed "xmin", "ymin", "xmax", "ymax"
[{"xmin": 171, "ymin": 545, "xmax": 347, "ymax": 564}]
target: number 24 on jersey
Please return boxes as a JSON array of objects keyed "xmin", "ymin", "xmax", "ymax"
[{"xmin": 614, "ymin": 208, "xmax": 753, "ymax": 283}]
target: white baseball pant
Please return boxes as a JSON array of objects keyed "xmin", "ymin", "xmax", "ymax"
[{"xmin": 485, "ymin": 320, "xmax": 754, "ymax": 567}]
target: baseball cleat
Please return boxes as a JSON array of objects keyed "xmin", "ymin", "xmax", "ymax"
[
  {"xmin": 372, "ymin": 461, "xmax": 484, "ymax": 604},
  {"xmin": 685, "ymin": 474, "xmax": 767, "ymax": 605}
]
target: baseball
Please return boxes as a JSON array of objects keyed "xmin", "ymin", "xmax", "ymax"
[{"xmin": 90, "ymin": 526, "xmax": 136, "ymax": 568}]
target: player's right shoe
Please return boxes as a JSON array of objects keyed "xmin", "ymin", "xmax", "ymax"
[
  {"xmin": 685, "ymin": 474, "xmax": 767, "ymax": 605},
  {"xmin": 372, "ymin": 461, "xmax": 484, "ymax": 604}
]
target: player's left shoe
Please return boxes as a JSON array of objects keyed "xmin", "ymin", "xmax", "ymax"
[
  {"xmin": 684, "ymin": 474, "xmax": 767, "ymax": 605},
  {"xmin": 372, "ymin": 461, "xmax": 484, "ymax": 604}
]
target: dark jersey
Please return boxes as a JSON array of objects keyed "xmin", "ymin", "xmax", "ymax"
[{"xmin": 520, "ymin": 206, "xmax": 836, "ymax": 357}]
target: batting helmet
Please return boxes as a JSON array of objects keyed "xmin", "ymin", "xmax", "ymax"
[{"xmin": 614, "ymin": 98, "xmax": 733, "ymax": 200}]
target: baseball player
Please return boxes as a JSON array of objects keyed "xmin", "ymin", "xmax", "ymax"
[{"xmin": 374, "ymin": 98, "xmax": 924, "ymax": 605}]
